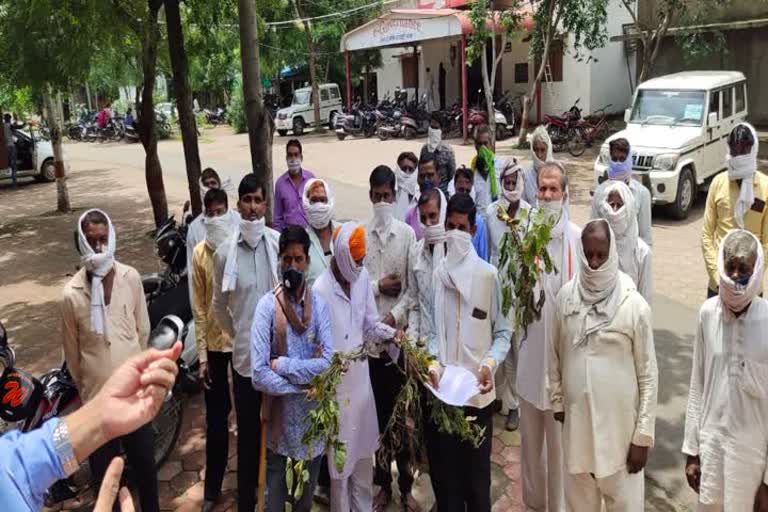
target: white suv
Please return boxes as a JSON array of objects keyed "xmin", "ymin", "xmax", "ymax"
[
  {"xmin": 275, "ymin": 83, "xmax": 342, "ymax": 136},
  {"xmin": 593, "ymin": 71, "xmax": 748, "ymax": 219}
]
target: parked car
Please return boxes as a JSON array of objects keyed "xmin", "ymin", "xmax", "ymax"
[
  {"xmin": 593, "ymin": 71, "xmax": 748, "ymax": 220},
  {"xmin": 0, "ymin": 129, "xmax": 56, "ymax": 182},
  {"xmin": 275, "ymin": 83, "xmax": 343, "ymax": 136}
]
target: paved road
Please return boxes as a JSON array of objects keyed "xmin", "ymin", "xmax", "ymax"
[{"xmin": 2, "ymin": 127, "xmax": 714, "ymax": 510}]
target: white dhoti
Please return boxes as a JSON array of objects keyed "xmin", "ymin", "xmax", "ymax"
[
  {"xmin": 520, "ymin": 398, "xmax": 565, "ymax": 512},
  {"xmin": 564, "ymin": 469, "xmax": 644, "ymax": 512},
  {"xmin": 330, "ymin": 457, "xmax": 374, "ymax": 512}
]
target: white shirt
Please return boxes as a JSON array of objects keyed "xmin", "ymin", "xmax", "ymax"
[
  {"xmin": 305, "ymin": 221, "xmax": 339, "ymax": 287},
  {"xmin": 683, "ymin": 297, "xmax": 768, "ymax": 507},
  {"xmin": 394, "ymin": 188, "xmax": 418, "ymax": 222},
  {"xmin": 212, "ymin": 230, "xmax": 279, "ymax": 377},
  {"xmin": 486, "ymin": 199, "xmax": 531, "ymax": 268},
  {"xmin": 517, "ymin": 219, "xmax": 581, "ymax": 411},
  {"xmin": 313, "ymin": 266, "xmax": 395, "ymax": 479},
  {"xmin": 363, "ymin": 218, "xmax": 416, "ymax": 327},
  {"xmin": 405, "ymin": 240, "xmax": 442, "ymax": 341},
  {"xmin": 591, "ymin": 179, "xmax": 653, "ymax": 247},
  {"xmin": 549, "ymin": 273, "xmax": 657, "ymax": 478},
  {"xmin": 624, "ymin": 240, "xmax": 653, "ymax": 305}
]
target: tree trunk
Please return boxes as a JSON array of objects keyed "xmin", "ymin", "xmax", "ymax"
[
  {"xmin": 238, "ymin": 0, "xmax": 275, "ymax": 222},
  {"xmin": 85, "ymin": 81, "xmax": 93, "ymax": 111},
  {"xmin": 517, "ymin": 34, "xmax": 555, "ymax": 146},
  {"xmin": 165, "ymin": 0, "xmax": 203, "ymax": 217},
  {"xmin": 302, "ymin": 17, "xmax": 323, "ymax": 132},
  {"xmin": 480, "ymin": 44, "xmax": 496, "ymax": 147},
  {"xmin": 137, "ymin": 0, "xmax": 168, "ymax": 229},
  {"xmin": 44, "ymin": 88, "xmax": 71, "ymax": 212}
]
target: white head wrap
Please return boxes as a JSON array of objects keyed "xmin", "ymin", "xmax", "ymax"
[
  {"xmin": 718, "ymin": 229, "xmax": 764, "ymax": 318},
  {"xmin": 599, "ymin": 181, "xmax": 640, "ymax": 283},
  {"xmin": 333, "ymin": 222, "xmax": 364, "ymax": 284},
  {"xmin": 499, "ymin": 158, "xmax": 525, "ymax": 207},
  {"xmin": 727, "ymin": 122, "xmax": 759, "ymax": 228},
  {"xmin": 302, "ymin": 178, "xmax": 335, "ymax": 230},
  {"xmin": 570, "ymin": 219, "xmax": 626, "ymax": 345},
  {"xmin": 77, "ymin": 209, "xmax": 116, "ymax": 336},
  {"xmin": 396, "ymin": 161, "xmax": 419, "ymax": 198},
  {"xmin": 531, "ymin": 125, "xmax": 554, "ymax": 172}
]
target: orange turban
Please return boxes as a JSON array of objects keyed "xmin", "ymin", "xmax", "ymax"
[{"xmin": 333, "ymin": 224, "xmax": 366, "ymax": 260}]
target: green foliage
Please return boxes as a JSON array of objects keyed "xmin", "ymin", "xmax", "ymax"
[
  {"xmin": 466, "ymin": 0, "xmax": 523, "ymax": 65},
  {"xmin": 497, "ymin": 206, "xmax": 558, "ymax": 339},
  {"xmin": 530, "ymin": 0, "xmax": 610, "ymax": 62},
  {"xmin": 227, "ymin": 75, "xmax": 247, "ymax": 134},
  {"xmin": 0, "ymin": 85, "xmax": 36, "ymax": 116}
]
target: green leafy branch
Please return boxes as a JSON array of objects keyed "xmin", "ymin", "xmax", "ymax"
[{"xmin": 497, "ymin": 206, "xmax": 557, "ymax": 340}]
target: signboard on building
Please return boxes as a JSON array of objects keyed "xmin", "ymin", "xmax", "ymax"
[
  {"xmin": 415, "ymin": 0, "xmax": 469, "ymax": 8},
  {"xmin": 371, "ymin": 17, "xmax": 425, "ymax": 46}
]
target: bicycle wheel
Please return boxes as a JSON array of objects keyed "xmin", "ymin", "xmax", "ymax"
[{"xmin": 567, "ymin": 127, "xmax": 587, "ymax": 157}]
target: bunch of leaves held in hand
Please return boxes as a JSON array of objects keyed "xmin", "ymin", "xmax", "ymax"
[
  {"xmin": 286, "ymin": 348, "xmax": 367, "ymax": 501},
  {"xmin": 497, "ymin": 205, "xmax": 557, "ymax": 340},
  {"xmin": 379, "ymin": 336, "xmax": 486, "ymax": 469}
]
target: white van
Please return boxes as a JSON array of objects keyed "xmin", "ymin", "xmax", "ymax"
[
  {"xmin": 275, "ymin": 83, "xmax": 343, "ymax": 137},
  {"xmin": 593, "ymin": 71, "xmax": 748, "ymax": 219}
]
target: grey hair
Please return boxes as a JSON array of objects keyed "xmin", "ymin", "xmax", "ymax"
[
  {"xmin": 538, "ymin": 161, "xmax": 568, "ymax": 191},
  {"xmin": 723, "ymin": 230, "xmax": 758, "ymax": 263}
]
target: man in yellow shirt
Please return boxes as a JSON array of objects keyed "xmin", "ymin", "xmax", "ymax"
[
  {"xmin": 191, "ymin": 188, "xmax": 234, "ymax": 511},
  {"xmin": 701, "ymin": 122, "xmax": 768, "ymax": 297}
]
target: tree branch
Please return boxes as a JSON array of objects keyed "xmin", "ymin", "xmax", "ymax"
[{"xmin": 111, "ymin": 0, "xmax": 142, "ymax": 35}]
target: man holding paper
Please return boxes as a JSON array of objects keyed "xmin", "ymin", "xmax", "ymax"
[{"xmin": 426, "ymin": 193, "xmax": 512, "ymax": 511}]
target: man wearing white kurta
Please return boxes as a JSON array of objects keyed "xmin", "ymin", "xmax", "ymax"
[
  {"xmin": 426, "ymin": 193, "xmax": 511, "ymax": 511},
  {"xmin": 550, "ymin": 219, "xmax": 658, "ymax": 511},
  {"xmin": 517, "ymin": 162, "xmax": 580, "ymax": 512},
  {"xmin": 594, "ymin": 180, "xmax": 653, "ymax": 304},
  {"xmin": 683, "ymin": 229, "xmax": 768, "ymax": 511},
  {"xmin": 405, "ymin": 188, "xmax": 447, "ymax": 341},
  {"xmin": 487, "ymin": 160, "xmax": 531, "ymax": 432},
  {"xmin": 394, "ymin": 151, "xmax": 419, "ymax": 222},
  {"xmin": 590, "ymin": 138, "xmax": 652, "ymax": 247},
  {"xmin": 313, "ymin": 222, "xmax": 398, "ymax": 512}
]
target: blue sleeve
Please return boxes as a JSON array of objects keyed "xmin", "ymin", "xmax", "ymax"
[
  {"xmin": 483, "ymin": 273, "xmax": 512, "ymax": 368},
  {"xmin": 473, "ymin": 215, "xmax": 489, "ymax": 262},
  {"xmin": 275, "ymin": 296, "xmax": 333, "ymax": 385},
  {"xmin": 0, "ymin": 418, "xmax": 67, "ymax": 512},
  {"xmin": 250, "ymin": 295, "xmax": 303, "ymax": 396}
]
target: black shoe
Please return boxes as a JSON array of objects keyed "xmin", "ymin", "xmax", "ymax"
[
  {"xmin": 202, "ymin": 499, "xmax": 216, "ymax": 512},
  {"xmin": 493, "ymin": 399, "xmax": 503, "ymax": 414},
  {"xmin": 505, "ymin": 408, "xmax": 520, "ymax": 431}
]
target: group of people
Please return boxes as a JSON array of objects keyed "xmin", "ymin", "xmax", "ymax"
[{"xmin": 4, "ymin": 113, "xmax": 765, "ymax": 512}]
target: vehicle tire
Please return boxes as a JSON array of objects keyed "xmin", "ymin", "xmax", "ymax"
[
  {"xmin": 404, "ymin": 126, "xmax": 416, "ymax": 140},
  {"xmin": 293, "ymin": 118, "xmax": 305, "ymax": 136},
  {"xmin": 336, "ymin": 132, "xmax": 347, "ymax": 141},
  {"xmin": 364, "ymin": 124, "xmax": 377, "ymax": 138},
  {"xmin": 277, "ymin": 129, "xmax": 288, "ymax": 137},
  {"xmin": 567, "ymin": 127, "xmax": 587, "ymax": 157},
  {"xmin": 496, "ymin": 125, "xmax": 508, "ymax": 141},
  {"xmin": 377, "ymin": 128, "xmax": 390, "ymax": 141},
  {"xmin": 37, "ymin": 158, "xmax": 56, "ymax": 182},
  {"xmin": 328, "ymin": 111, "xmax": 338, "ymax": 129},
  {"xmin": 669, "ymin": 167, "xmax": 696, "ymax": 220},
  {"xmin": 152, "ymin": 389, "xmax": 184, "ymax": 467}
]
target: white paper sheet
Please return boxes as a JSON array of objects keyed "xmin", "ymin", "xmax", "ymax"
[{"xmin": 425, "ymin": 365, "xmax": 480, "ymax": 406}]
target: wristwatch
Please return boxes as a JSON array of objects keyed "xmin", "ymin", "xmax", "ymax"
[{"xmin": 52, "ymin": 419, "xmax": 79, "ymax": 476}]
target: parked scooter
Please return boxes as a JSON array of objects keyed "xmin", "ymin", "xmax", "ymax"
[
  {"xmin": 0, "ymin": 313, "xmax": 197, "ymax": 505},
  {"xmin": 334, "ymin": 98, "xmax": 381, "ymax": 140}
]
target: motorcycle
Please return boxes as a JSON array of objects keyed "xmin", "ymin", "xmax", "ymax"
[
  {"xmin": 204, "ymin": 107, "xmax": 227, "ymax": 125},
  {"xmin": 335, "ymin": 99, "xmax": 381, "ymax": 140},
  {"xmin": 544, "ymin": 98, "xmax": 583, "ymax": 151},
  {"xmin": 0, "ymin": 313, "xmax": 196, "ymax": 505},
  {"xmin": 399, "ymin": 94, "xmax": 430, "ymax": 140}
]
